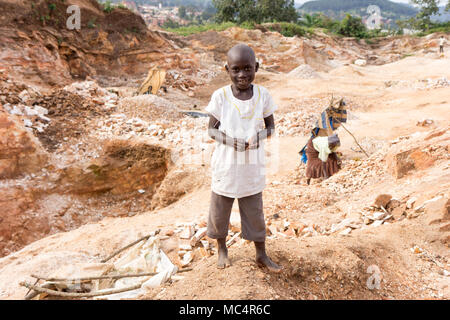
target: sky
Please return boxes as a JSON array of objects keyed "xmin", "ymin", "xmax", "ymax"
[
  {"xmin": 295, "ymin": 0, "xmax": 412, "ymax": 4},
  {"xmin": 294, "ymin": 0, "xmax": 445, "ymax": 5},
  {"xmin": 294, "ymin": 0, "xmax": 414, "ymax": 5}
]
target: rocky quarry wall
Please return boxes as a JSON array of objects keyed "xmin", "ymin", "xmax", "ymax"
[
  {"xmin": 0, "ymin": 76, "xmax": 183, "ymax": 257},
  {"xmin": 0, "ymin": 0, "xmax": 197, "ymax": 87}
]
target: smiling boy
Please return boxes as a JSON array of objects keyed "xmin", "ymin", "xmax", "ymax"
[{"xmin": 205, "ymin": 44, "xmax": 282, "ymax": 272}]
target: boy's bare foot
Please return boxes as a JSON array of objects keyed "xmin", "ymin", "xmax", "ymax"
[
  {"xmin": 256, "ymin": 255, "xmax": 282, "ymax": 273},
  {"xmin": 254, "ymin": 241, "xmax": 282, "ymax": 273},
  {"xmin": 217, "ymin": 238, "xmax": 231, "ymax": 269},
  {"xmin": 217, "ymin": 248, "xmax": 231, "ymax": 269}
]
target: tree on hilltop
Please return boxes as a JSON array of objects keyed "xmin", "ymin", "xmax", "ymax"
[{"xmin": 212, "ymin": 0, "xmax": 298, "ymax": 24}]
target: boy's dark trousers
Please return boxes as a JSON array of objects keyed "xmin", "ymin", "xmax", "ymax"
[{"xmin": 207, "ymin": 191, "xmax": 266, "ymax": 243}]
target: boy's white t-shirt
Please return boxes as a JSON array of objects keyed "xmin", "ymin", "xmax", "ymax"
[
  {"xmin": 440, "ymin": 37, "xmax": 445, "ymax": 46},
  {"xmin": 205, "ymin": 84, "xmax": 278, "ymax": 199}
]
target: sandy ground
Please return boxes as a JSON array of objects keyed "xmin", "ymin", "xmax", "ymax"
[{"xmin": 0, "ymin": 52, "xmax": 449, "ymax": 300}]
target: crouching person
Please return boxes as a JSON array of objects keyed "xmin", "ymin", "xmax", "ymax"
[{"xmin": 306, "ymin": 134, "xmax": 341, "ymax": 185}]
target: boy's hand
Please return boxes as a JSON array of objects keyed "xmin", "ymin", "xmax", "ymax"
[
  {"xmin": 246, "ymin": 134, "xmax": 259, "ymax": 150},
  {"xmin": 233, "ymin": 138, "xmax": 248, "ymax": 152}
]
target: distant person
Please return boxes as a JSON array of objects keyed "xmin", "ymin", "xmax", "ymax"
[
  {"xmin": 205, "ymin": 44, "xmax": 282, "ymax": 273},
  {"xmin": 439, "ymin": 36, "xmax": 445, "ymax": 54}
]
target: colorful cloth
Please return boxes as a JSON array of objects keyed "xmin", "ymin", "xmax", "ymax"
[
  {"xmin": 314, "ymin": 105, "xmax": 347, "ymax": 135},
  {"xmin": 299, "ymin": 101, "xmax": 347, "ymax": 163},
  {"xmin": 312, "ymin": 136, "xmax": 332, "ymax": 162}
]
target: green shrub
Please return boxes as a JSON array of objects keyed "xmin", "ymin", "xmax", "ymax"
[
  {"xmin": 164, "ymin": 21, "xmax": 313, "ymax": 38},
  {"xmin": 416, "ymin": 21, "xmax": 450, "ymax": 36},
  {"xmin": 88, "ymin": 19, "xmax": 96, "ymax": 28},
  {"xmin": 162, "ymin": 18, "xmax": 181, "ymax": 29},
  {"xmin": 240, "ymin": 21, "xmax": 255, "ymax": 30},
  {"xmin": 103, "ymin": 1, "xmax": 114, "ymax": 13},
  {"xmin": 337, "ymin": 13, "xmax": 368, "ymax": 38},
  {"xmin": 268, "ymin": 22, "xmax": 309, "ymax": 37},
  {"xmin": 282, "ymin": 23, "xmax": 308, "ymax": 37},
  {"xmin": 164, "ymin": 22, "xmax": 237, "ymax": 36},
  {"xmin": 299, "ymin": 13, "xmax": 341, "ymax": 34},
  {"xmin": 401, "ymin": 53, "xmax": 414, "ymax": 59}
]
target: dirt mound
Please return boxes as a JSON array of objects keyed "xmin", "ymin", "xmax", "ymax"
[
  {"xmin": 32, "ymin": 89, "xmax": 111, "ymax": 151},
  {"xmin": 150, "ymin": 166, "xmax": 208, "ymax": 210},
  {"xmin": 2, "ymin": 79, "xmax": 118, "ymax": 152},
  {"xmin": 56, "ymin": 139, "xmax": 171, "ymax": 196},
  {"xmin": 152, "ymin": 231, "xmax": 429, "ymax": 300}
]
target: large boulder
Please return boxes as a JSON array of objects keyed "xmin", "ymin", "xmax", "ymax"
[
  {"xmin": 386, "ymin": 147, "xmax": 435, "ymax": 179},
  {"xmin": 426, "ymin": 197, "xmax": 450, "ymax": 225},
  {"xmin": 386, "ymin": 128, "xmax": 449, "ymax": 179}
]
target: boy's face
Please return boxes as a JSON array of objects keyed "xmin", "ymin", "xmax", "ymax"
[{"xmin": 226, "ymin": 49, "xmax": 259, "ymax": 90}]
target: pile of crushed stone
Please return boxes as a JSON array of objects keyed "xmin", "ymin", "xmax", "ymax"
[
  {"xmin": 117, "ymin": 95, "xmax": 184, "ymax": 123},
  {"xmin": 288, "ymin": 64, "xmax": 320, "ymax": 79}
]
